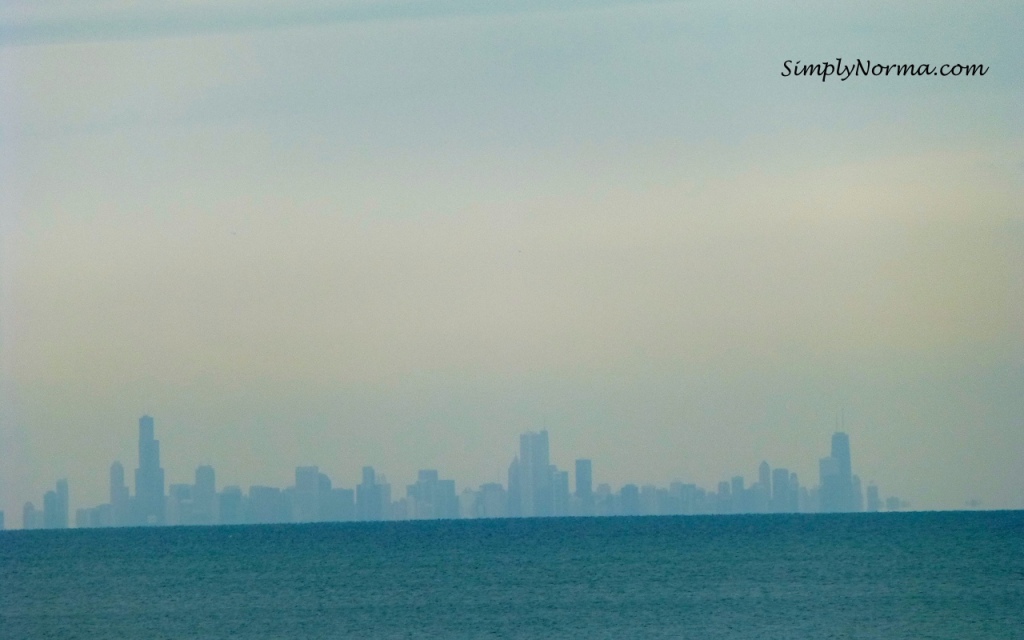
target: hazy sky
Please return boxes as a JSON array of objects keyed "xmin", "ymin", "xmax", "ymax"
[{"xmin": 2, "ymin": 0, "xmax": 1022, "ymax": 518}]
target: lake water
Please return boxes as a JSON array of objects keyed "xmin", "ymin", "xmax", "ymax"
[{"xmin": 2, "ymin": 511, "xmax": 1022, "ymax": 639}]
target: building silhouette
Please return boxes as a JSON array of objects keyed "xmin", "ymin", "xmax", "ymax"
[
  {"xmin": 520, "ymin": 431, "xmax": 549, "ymax": 516},
  {"xmin": 57, "ymin": 479, "xmax": 69, "ymax": 527},
  {"xmin": 41, "ymin": 479, "xmax": 69, "ymax": 529},
  {"xmin": 552, "ymin": 468, "xmax": 570, "ymax": 516},
  {"xmin": 575, "ymin": 459, "xmax": 593, "ymax": 516},
  {"xmin": 758, "ymin": 461, "xmax": 771, "ymax": 512},
  {"xmin": 357, "ymin": 466, "xmax": 389, "ymax": 521},
  {"xmin": 23, "ymin": 502, "xmax": 40, "ymax": 529},
  {"xmin": 866, "ymin": 483, "xmax": 881, "ymax": 512},
  {"xmin": 789, "ymin": 472, "xmax": 800, "ymax": 512},
  {"xmin": 43, "ymin": 491, "xmax": 59, "ymax": 528},
  {"xmin": 134, "ymin": 415, "xmax": 165, "ymax": 525},
  {"xmin": 517, "ymin": 430, "xmax": 553, "ymax": 517},
  {"xmin": 166, "ymin": 483, "xmax": 193, "ymax": 525},
  {"xmin": 218, "ymin": 485, "xmax": 244, "ymax": 524},
  {"xmin": 109, "ymin": 462, "xmax": 129, "ymax": 526},
  {"xmin": 476, "ymin": 482, "xmax": 507, "ymax": 518},
  {"xmin": 193, "ymin": 465, "xmax": 216, "ymax": 525},
  {"xmin": 248, "ymin": 485, "xmax": 289, "ymax": 524},
  {"xmin": 407, "ymin": 470, "xmax": 459, "ymax": 520},
  {"xmin": 620, "ymin": 484, "xmax": 640, "ymax": 515},
  {"xmin": 321, "ymin": 485, "xmax": 356, "ymax": 522},
  {"xmin": 506, "ymin": 457, "xmax": 521, "ymax": 517},
  {"xmin": 820, "ymin": 432, "xmax": 854, "ymax": 512},
  {"xmin": 293, "ymin": 466, "xmax": 323, "ymax": 522},
  {"xmin": 818, "ymin": 456, "xmax": 840, "ymax": 512},
  {"xmin": 832, "ymin": 432, "xmax": 853, "ymax": 510}
]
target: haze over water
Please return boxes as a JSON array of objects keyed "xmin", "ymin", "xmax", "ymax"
[{"xmin": 2, "ymin": 0, "xmax": 1023, "ymax": 518}]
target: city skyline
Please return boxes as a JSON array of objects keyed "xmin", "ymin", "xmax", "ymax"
[
  {"xmin": 5, "ymin": 387, "xmax": 1021, "ymax": 526},
  {"xmin": 11, "ymin": 413, "xmax": 923, "ymax": 530}
]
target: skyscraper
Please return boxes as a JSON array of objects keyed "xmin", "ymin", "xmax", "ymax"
[
  {"xmin": 407, "ymin": 470, "xmax": 459, "ymax": 520},
  {"xmin": 23, "ymin": 502, "xmax": 40, "ymax": 529},
  {"xmin": 357, "ymin": 466, "xmax": 382, "ymax": 521},
  {"xmin": 248, "ymin": 485, "xmax": 289, "ymax": 524},
  {"xmin": 789, "ymin": 472, "xmax": 800, "ymax": 512},
  {"xmin": 43, "ymin": 490, "xmax": 59, "ymax": 528},
  {"xmin": 866, "ymin": 483, "xmax": 881, "ymax": 512},
  {"xmin": 771, "ymin": 468, "xmax": 790, "ymax": 513},
  {"xmin": 478, "ymin": 483, "xmax": 507, "ymax": 518},
  {"xmin": 552, "ymin": 468, "xmax": 570, "ymax": 516},
  {"xmin": 134, "ymin": 415, "xmax": 165, "ymax": 525},
  {"xmin": 166, "ymin": 483, "xmax": 193, "ymax": 526},
  {"xmin": 193, "ymin": 465, "xmax": 216, "ymax": 525},
  {"xmin": 56, "ymin": 479, "xmax": 69, "ymax": 528},
  {"xmin": 819, "ymin": 456, "xmax": 842, "ymax": 512},
  {"xmin": 758, "ymin": 461, "xmax": 771, "ymax": 512},
  {"xmin": 294, "ymin": 466, "xmax": 322, "ymax": 522},
  {"xmin": 575, "ymin": 459, "xmax": 593, "ymax": 516},
  {"xmin": 218, "ymin": 486, "xmax": 244, "ymax": 525},
  {"xmin": 506, "ymin": 457, "xmax": 521, "ymax": 517},
  {"xmin": 110, "ymin": 462, "xmax": 128, "ymax": 504},
  {"xmin": 717, "ymin": 480, "xmax": 732, "ymax": 514},
  {"xmin": 832, "ymin": 432, "xmax": 853, "ymax": 510},
  {"xmin": 819, "ymin": 432, "xmax": 853, "ymax": 512},
  {"xmin": 620, "ymin": 484, "xmax": 641, "ymax": 515},
  {"xmin": 519, "ymin": 430, "xmax": 553, "ymax": 517},
  {"xmin": 110, "ymin": 461, "xmax": 129, "ymax": 526},
  {"xmin": 40, "ymin": 479, "xmax": 69, "ymax": 529}
]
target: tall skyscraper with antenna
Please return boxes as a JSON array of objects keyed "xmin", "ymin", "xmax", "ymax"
[
  {"xmin": 134, "ymin": 415, "xmax": 165, "ymax": 525},
  {"xmin": 820, "ymin": 430, "xmax": 854, "ymax": 512}
]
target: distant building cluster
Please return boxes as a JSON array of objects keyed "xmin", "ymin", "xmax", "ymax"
[{"xmin": 13, "ymin": 416, "xmax": 910, "ymax": 531}]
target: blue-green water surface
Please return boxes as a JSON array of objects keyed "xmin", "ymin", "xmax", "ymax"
[{"xmin": 2, "ymin": 511, "xmax": 1023, "ymax": 639}]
